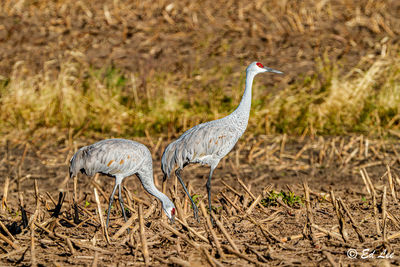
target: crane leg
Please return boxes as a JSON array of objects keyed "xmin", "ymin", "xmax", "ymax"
[
  {"xmin": 175, "ymin": 168, "xmax": 199, "ymax": 221},
  {"xmin": 162, "ymin": 173, "xmax": 167, "ymax": 194},
  {"xmin": 106, "ymin": 182, "xmax": 119, "ymax": 228},
  {"xmin": 73, "ymin": 175, "xmax": 80, "ymax": 224},
  {"xmin": 118, "ymin": 184, "xmax": 128, "ymax": 223},
  {"xmin": 206, "ymin": 167, "xmax": 215, "ymax": 226}
]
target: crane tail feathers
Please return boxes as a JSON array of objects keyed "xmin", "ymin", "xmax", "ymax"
[
  {"xmin": 69, "ymin": 149, "xmax": 84, "ymax": 179},
  {"xmin": 161, "ymin": 141, "xmax": 185, "ymax": 179}
]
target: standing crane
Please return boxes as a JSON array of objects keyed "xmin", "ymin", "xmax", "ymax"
[
  {"xmin": 161, "ymin": 62, "xmax": 282, "ymax": 220},
  {"xmin": 70, "ymin": 139, "xmax": 175, "ymax": 227}
]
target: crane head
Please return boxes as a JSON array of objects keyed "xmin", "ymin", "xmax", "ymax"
[
  {"xmin": 163, "ymin": 202, "xmax": 176, "ymax": 223},
  {"xmin": 247, "ymin": 61, "xmax": 283, "ymax": 75}
]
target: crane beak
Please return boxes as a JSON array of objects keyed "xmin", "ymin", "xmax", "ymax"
[{"xmin": 264, "ymin": 67, "xmax": 283, "ymax": 74}]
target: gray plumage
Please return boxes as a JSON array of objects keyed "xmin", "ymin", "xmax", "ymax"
[
  {"xmin": 161, "ymin": 62, "xmax": 283, "ymax": 220},
  {"xmin": 70, "ymin": 138, "xmax": 175, "ymax": 227}
]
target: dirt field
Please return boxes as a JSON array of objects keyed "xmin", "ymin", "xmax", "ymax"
[
  {"xmin": 1, "ymin": 0, "xmax": 399, "ymax": 81},
  {"xmin": 1, "ymin": 134, "xmax": 400, "ymax": 266},
  {"xmin": 1, "ymin": 0, "xmax": 400, "ymax": 266}
]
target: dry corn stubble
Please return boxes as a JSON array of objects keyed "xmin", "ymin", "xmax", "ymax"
[
  {"xmin": 1, "ymin": 0, "xmax": 400, "ymax": 265},
  {"xmin": 2, "ymin": 135, "xmax": 400, "ymax": 265}
]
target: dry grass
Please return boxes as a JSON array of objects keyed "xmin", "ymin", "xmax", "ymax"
[
  {"xmin": 267, "ymin": 54, "xmax": 400, "ymax": 135},
  {"xmin": 1, "ymin": 135, "xmax": 400, "ymax": 265},
  {"xmin": 0, "ymin": 0, "xmax": 399, "ymax": 138},
  {"xmin": 0, "ymin": 52, "xmax": 399, "ymax": 138},
  {"xmin": 1, "ymin": 1, "xmax": 400, "ymax": 265}
]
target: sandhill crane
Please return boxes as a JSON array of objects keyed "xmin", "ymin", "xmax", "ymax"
[
  {"xmin": 161, "ymin": 62, "xmax": 282, "ymax": 220},
  {"xmin": 70, "ymin": 139, "xmax": 175, "ymax": 227}
]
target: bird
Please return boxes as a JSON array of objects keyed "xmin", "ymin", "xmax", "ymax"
[
  {"xmin": 69, "ymin": 138, "xmax": 176, "ymax": 227},
  {"xmin": 161, "ymin": 61, "xmax": 282, "ymax": 220}
]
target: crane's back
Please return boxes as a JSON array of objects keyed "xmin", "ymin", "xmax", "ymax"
[
  {"xmin": 161, "ymin": 116, "xmax": 243, "ymax": 177},
  {"xmin": 70, "ymin": 139, "xmax": 152, "ymax": 179}
]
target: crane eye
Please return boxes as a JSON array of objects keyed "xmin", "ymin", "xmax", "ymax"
[{"xmin": 256, "ymin": 62, "xmax": 264, "ymax": 68}]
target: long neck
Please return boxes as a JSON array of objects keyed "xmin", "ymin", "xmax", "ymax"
[
  {"xmin": 139, "ymin": 171, "xmax": 171, "ymax": 206},
  {"xmin": 231, "ymin": 70, "xmax": 256, "ymax": 121}
]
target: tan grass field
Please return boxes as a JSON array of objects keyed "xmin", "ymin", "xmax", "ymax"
[
  {"xmin": 1, "ymin": 0, "xmax": 400, "ymax": 266},
  {"xmin": 0, "ymin": 0, "xmax": 399, "ymax": 139}
]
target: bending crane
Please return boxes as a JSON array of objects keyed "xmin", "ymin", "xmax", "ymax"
[{"xmin": 70, "ymin": 139, "xmax": 175, "ymax": 227}]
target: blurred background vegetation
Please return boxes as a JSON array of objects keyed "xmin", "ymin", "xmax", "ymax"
[{"xmin": 0, "ymin": 0, "xmax": 399, "ymax": 140}]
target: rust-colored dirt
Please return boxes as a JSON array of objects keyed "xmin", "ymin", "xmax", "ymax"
[
  {"xmin": 1, "ymin": 135, "xmax": 400, "ymax": 266},
  {"xmin": 1, "ymin": 0, "xmax": 400, "ymax": 266}
]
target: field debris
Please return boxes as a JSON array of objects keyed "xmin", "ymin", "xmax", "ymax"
[
  {"xmin": 1, "ymin": 135, "xmax": 400, "ymax": 265},
  {"xmin": 1, "ymin": 0, "xmax": 400, "ymax": 265}
]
